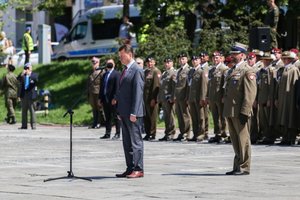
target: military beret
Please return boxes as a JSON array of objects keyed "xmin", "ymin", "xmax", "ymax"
[
  {"xmin": 191, "ymin": 55, "xmax": 200, "ymax": 60},
  {"xmin": 271, "ymin": 48, "xmax": 282, "ymax": 54},
  {"xmin": 145, "ymin": 56, "xmax": 155, "ymax": 63},
  {"xmin": 199, "ymin": 51, "xmax": 208, "ymax": 57},
  {"xmin": 212, "ymin": 51, "xmax": 223, "ymax": 57},
  {"xmin": 164, "ymin": 57, "xmax": 173, "ymax": 62},
  {"xmin": 247, "ymin": 52, "xmax": 256, "ymax": 59},
  {"xmin": 290, "ymin": 48, "xmax": 299, "ymax": 55},
  {"xmin": 177, "ymin": 52, "xmax": 188, "ymax": 58}
]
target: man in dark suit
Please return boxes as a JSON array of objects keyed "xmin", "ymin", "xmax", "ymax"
[
  {"xmin": 18, "ymin": 62, "xmax": 38, "ymax": 129},
  {"xmin": 115, "ymin": 44, "xmax": 145, "ymax": 178},
  {"xmin": 99, "ymin": 59, "xmax": 121, "ymax": 139}
]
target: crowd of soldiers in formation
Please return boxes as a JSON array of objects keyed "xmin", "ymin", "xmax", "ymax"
[
  {"xmin": 90, "ymin": 46, "xmax": 300, "ymax": 146},
  {"xmin": 136, "ymin": 47, "xmax": 300, "ymax": 146}
]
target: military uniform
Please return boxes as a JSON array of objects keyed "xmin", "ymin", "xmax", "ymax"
[
  {"xmin": 143, "ymin": 66, "xmax": 161, "ymax": 140},
  {"xmin": 158, "ymin": 67, "xmax": 176, "ymax": 140},
  {"xmin": 223, "ymin": 60, "xmax": 257, "ymax": 174},
  {"xmin": 188, "ymin": 64, "xmax": 208, "ymax": 141},
  {"xmin": 208, "ymin": 62, "xmax": 228, "ymax": 140},
  {"xmin": 2, "ymin": 70, "xmax": 19, "ymax": 124},
  {"xmin": 275, "ymin": 54, "xmax": 300, "ymax": 145},
  {"xmin": 174, "ymin": 63, "xmax": 191, "ymax": 140},
  {"xmin": 264, "ymin": 5, "xmax": 279, "ymax": 48},
  {"xmin": 257, "ymin": 63, "xmax": 275, "ymax": 142},
  {"xmin": 200, "ymin": 61, "xmax": 210, "ymax": 137},
  {"xmin": 88, "ymin": 68, "xmax": 105, "ymax": 128}
]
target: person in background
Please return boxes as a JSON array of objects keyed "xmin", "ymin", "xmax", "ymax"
[
  {"xmin": 2, "ymin": 64, "xmax": 19, "ymax": 124},
  {"xmin": 135, "ymin": 57, "xmax": 144, "ymax": 69},
  {"xmin": 18, "ymin": 63, "xmax": 38, "ymax": 130},
  {"xmin": 99, "ymin": 59, "xmax": 121, "ymax": 140},
  {"xmin": 87, "ymin": 57, "xmax": 106, "ymax": 129},
  {"xmin": 22, "ymin": 27, "xmax": 34, "ymax": 65},
  {"xmin": 158, "ymin": 57, "xmax": 176, "ymax": 141},
  {"xmin": 119, "ymin": 15, "xmax": 134, "ymax": 45},
  {"xmin": 264, "ymin": 0, "xmax": 279, "ymax": 48}
]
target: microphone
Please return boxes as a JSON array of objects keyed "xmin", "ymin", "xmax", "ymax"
[{"xmin": 95, "ymin": 66, "xmax": 106, "ymax": 70}]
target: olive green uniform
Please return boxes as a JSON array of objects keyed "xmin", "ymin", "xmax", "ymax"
[
  {"xmin": 208, "ymin": 63, "xmax": 228, "ymax": 137},
  {"xmin": 264, "ymin": 5, "xmax": 279, "ymax": 48},
  {"xmin": 158, "ymin": 67, "xmax": 176, "ymax": 139},
  {"xmin": 201, "ymin": 62, "xmax": 210, "ymax": 136},
  {"xmin": 2, "ymin": 71, "xmax": 19, "ymax": 122},
  {"xmin": 223, "ymin": 61, "xmax": 257, "ymax": 173},
  {"xmin": 88, "ymin": 69, "xmax": 105, "ymax": 127},
  {"xmin": 175, "ymin": 63, "xmax": 191, "ymax": 140},
  {"xmin": 188, "ymin": 65, "xmax": 208, "ymax": 141},
  {"xmin": 144, "ymin": 66, "xmax": 161, "ymax": 138}
]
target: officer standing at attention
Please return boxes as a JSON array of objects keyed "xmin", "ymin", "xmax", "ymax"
[
  {"xmin": 223, "ymin": 43, "xmax": 257, "ymax": 175},
  {"xmin": 143, "ymin": 56, "xmax": 161, "ymax": 141},
  {"xmin": 187, "ymin": 55, "xmax": 208, "ymax": 142},
  {"xmin": 18, "ymin": 63, "xmax": 38, "ymax": 130},
  {"xmin": 173, "ymin": 53, "xmax": 191, "ymax": 141},
  {"xmin": 22, "ymin": 27, "xmax": 34, "ymax": 65},
  {"xmin": 88, "ymin": 57, "xmax": 106, "ymax": 129},
  {"xmin": 200, "ymin": 51, "xmax": 210, "ymax": 139},
  {"xmin": 2, "ymin": 64, "xmax": 19, "ymax": 124},
  {"xmin": 158, "ymin": 57, "xmax": 177, "ymax": 141},
  {"xmin": 208, "ymin": 51, "xmax": 228, "ymax": 143}
]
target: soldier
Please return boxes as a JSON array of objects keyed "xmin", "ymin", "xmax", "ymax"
[
  {"xmin": 200, "ymin": 51, "xmax": 210, "ymax": 138},
  {"xmin": 2, "ymin": 64, "xmax": 19, "ymax": 124},
  {"xmin": 143, "ymin": 56, "xmax": 161, "ymax": 141},
  {"xmin": 275, "ymin": 51, "xmax": 300, "ymax": 145},
  {"xmin": 88, "ymin": 57, "xmax": 106, "ymax": 130},
  {"xmin": 208, "ymin": 51, "xmax": 228, "ymax": 143},
  {"xmin": 158, "ymin": 57, "xmax": 177, "ymax": 141},
  {"xmin": 223, "ymin": 42, "xmax": 257, "ymax": 175},
  {"xmin": 256, "ymin": 53, "xmax": 276, "ymax": 144},
  {"xmin": 290, "ymin": 48, "xmax": 300, "ymax": 69},
  {"xmin": 264, "ymin": 0, "xmax": 279, "ymax": 48},
  {"xmin": 173, "ymin": 52, "xmax": 191, "ymax": 141},
  {"xmin": 187, "ymin": 55, "xmax": 208, "ymax": 142},
  {"xmin": 269, "ymin": 48, "xmax": 284, "ymax": 140},
  {"xmin": 247, "ymin": 52, "xmax": 262, "ymax": 144}
]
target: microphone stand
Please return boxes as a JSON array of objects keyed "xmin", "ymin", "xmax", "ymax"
[{"xmin": 44, "ymin": 67, "xmax": 105, "ymax": 182}]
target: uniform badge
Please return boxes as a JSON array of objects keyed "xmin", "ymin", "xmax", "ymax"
[{"xmin": 248, "ymin": 73, "xmax": 256, "ymax": 80}]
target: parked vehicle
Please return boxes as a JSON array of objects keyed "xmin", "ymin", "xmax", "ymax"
[{"xmin": 52, "ymin": 4, "xmax": 141, "ymax": 60}]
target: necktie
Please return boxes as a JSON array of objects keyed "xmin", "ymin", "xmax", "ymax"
[
  {"xmin": 120, "ymin": 66, "xmax": 127, "ymax": 84},
  {"xmin": 25, "ymin": 75, "xmax": 29, "ymax": 90}
]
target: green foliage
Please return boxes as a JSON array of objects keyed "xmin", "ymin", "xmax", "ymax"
[{"xmin": 136, "ymin": 24, "xmax": 192, "ymax": 70}]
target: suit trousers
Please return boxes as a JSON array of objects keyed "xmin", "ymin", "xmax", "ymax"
[
  {"xmin": 175, "ymin": 100, "xmax": 191, "ymax": 138},
  {"xmin": 103, "ymin": 100, "xmax": 120, "ymax": 135},
  {"xmin": 161, "ymin": 101, "xmax": 176, "ymax": 136},
  {"xmin": 226, "ymin": 117, "xmax": 251, "ymax": 173},
  {"xmin": 189, "ymin": 101, "xmax": 205, "ymax": 138},
  {"xmin": 209, "ymin": 100, "xmax": 226, "ymax": 135},
  {"xmin": 21, "ymin": 93, "xmax": 36, "ymax": 129},
  {"xmin": 121, "ymin": 116, "xmax": 144, "ymax": 171},
  {"xmin": 144, "ymin": 102, "xmax": 158, "ymax": 136}
]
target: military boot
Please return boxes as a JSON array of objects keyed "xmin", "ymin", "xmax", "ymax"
[{"xmin": 9, "ymin": 116, "xmax": 16, "ymax": 124}]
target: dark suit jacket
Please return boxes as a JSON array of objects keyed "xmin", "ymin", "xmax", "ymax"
[
  {"xmin": 18, "ymin": 72, "xmax": 38, "ymax": 100},
  {"xmin": 99, "ymin": 69, "xmax": 120, "ymax": 103},
  {"xmin": 116, "ymin": 62, "xmax": 145, "ymax": 117}
]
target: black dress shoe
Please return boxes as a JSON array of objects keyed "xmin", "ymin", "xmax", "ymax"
[
  {"xmin": 225, "ymin": 170, "xmax": 236, "ymax": 175},
  {"xmin": 143, "ymin": 135, "xmax": 155, "ymax": 141},
  {"xmin": 159, "ymin": 135, "xmax": 172, "ymax": 141},
  {"xmin": 258, "ymin": 139, "xmax": 274, "ymax": 145},
  {"xmin": 208, "ymin": 136, "xmax": 221, "ymax": 143},
  {"xmin": 100, "ymin": 134, "xmax": 110, "ymax": 139},
  {"xmin": 116, "ymin": 170, "xmax": 132, "ymax": 178},
  {"xmin": 18, "ymin": 127, "xmax": 27, "ymax": 130}
]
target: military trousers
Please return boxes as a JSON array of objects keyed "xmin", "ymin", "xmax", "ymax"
[
  {"xmin": 88, "ymin": 93, "xmax": 105, "ymax": 126},
  {"xmin": 144, "ymin": 102, "xmax": 158, "ymax": 137},
  {"xmin": 21, "ymin": 93, "xmax": 36, "ymax": 129},
  {"xmin": 226, "ymin": 117, "xmax": 251, "ymax": 173},
  {"xmin": 161, "ymin": 101, "xmax": 176, "ymax": 137},
  {"xmin": 189, "ymin": 101, "xmax": 205, "ymax": 138},
  {"xmin": 209, "ymin": 100, "xmax": 226, "ymax": 135},
  {"xmin": 5, "ymin": 96, "xmax": 17, "ymax": 117},
  {"xmin": 258, "ymin": 104, "xmax": 272, "ymax": 139},
  {"xmin": 175, "ymin": 100, "xmax": 191, "ymax": 138}
]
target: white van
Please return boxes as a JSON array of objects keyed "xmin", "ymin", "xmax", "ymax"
[{"xmin": 52, "ymin": 5, "xmax": 140, "ymax": 60}]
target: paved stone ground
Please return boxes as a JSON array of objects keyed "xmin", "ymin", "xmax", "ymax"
[{"xmin": 0, "ymin": 123, "xmax": 300, "ymax": 200}]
